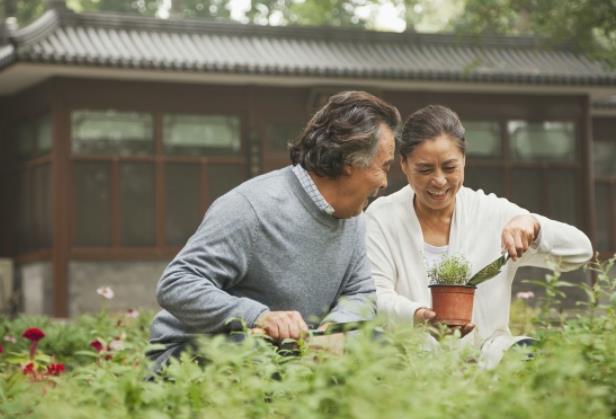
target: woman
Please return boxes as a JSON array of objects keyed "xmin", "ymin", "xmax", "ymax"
[{"xmin": 365, "ymin": 105, "xmax": 592, "ymax": 367}]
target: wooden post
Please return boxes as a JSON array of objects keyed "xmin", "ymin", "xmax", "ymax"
[{"xmin": 51, "ymin": 98, "xmax": 70, "ymax": 317}]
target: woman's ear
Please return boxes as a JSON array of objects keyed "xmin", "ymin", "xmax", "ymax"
[{"xmin": 400, "ymin": 155, "xmax": 409, "ymax": 177}]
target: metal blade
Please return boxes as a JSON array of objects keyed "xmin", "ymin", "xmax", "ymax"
[{"xmin": 467, "ymin": 252, "xmax": 510, "ymax": 286}]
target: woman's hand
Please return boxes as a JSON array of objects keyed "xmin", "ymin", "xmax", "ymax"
[
  {"xmin": 415, "ymin": 308, "xmax": 474, "ymax": 337},
  {"xmin": 501, "ymin": 214, "xmax": 541, "ymax": 261}
]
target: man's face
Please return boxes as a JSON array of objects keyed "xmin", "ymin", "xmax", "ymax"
[{"xmin": 335, "ymin": 124, "xmax": 396, "ymax": 218}]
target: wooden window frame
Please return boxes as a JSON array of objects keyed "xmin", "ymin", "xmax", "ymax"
[{"xmin": 69, "ymin": 111, "xmax": 247, "ymax": 259}]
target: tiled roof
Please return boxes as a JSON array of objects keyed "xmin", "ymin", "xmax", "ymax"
[{"xmin": 1, "ymin": 6, "xmax": 616, "ymax": 85}]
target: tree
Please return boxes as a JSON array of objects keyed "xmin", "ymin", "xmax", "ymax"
[{"xmin": 451, "ymin": 0, "xmax": 616, "ymax": 66}]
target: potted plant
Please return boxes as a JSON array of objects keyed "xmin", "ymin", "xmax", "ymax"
[{"xmin": 428, "ymin": 255, "xmax": 475, "ymax": 327}]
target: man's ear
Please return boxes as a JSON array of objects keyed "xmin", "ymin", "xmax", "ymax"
[{"xmin": 342, "ymin": 164, "xmax": 353, "ymax": 176}]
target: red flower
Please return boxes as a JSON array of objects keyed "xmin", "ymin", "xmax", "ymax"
[
  {"xmin": 0, "ymin": 343, "xmax": 3, "ymax": 354},
  {"xmin": 22, "ymin": 327, "xmax": 45, "ymax": 342},
  {"xmin": 90, "ymin": 339, "xmax": 103, "ymax": 353},
  {"xmin": 22, "ymin": 328, "xmax": 45, "ymax": 359},
  {"xmin": 46, "ymin": 363, "xmax": 65, "ymax": 376},
  {"xmin": 22, "ymin": 362, "xmax": 35, "ymax": 375}
]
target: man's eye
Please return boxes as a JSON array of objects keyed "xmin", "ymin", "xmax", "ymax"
[
  {"xmin": 418, "ymin": 169, "xmax": 431, "ymax": 174},
  {"xmin": 444, "ymin": 166, "xmax": 456, "ymax": 172}
]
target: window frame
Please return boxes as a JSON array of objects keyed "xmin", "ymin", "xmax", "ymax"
[{"xmin": 69, "ymin": 110, "xmax": 248, "ymax": 258}]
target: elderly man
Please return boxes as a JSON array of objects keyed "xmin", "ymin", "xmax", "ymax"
[{"xmin": 148, "ymin": 91, "xmax": 400, "ymax": 368}]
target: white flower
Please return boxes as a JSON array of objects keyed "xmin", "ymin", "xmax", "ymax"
[
  {"xmin": 3, "ymin": 335, "xmax": 16, "ymax": 343},
  {"xmin": 96, "ymin": 286, "xmax": 114, "ymax": 300},
  {"xmin": 108, "ymin": 339, "xmax": 124, "ymax": 351},
  {"xmin": 516, "ymin": 291, "xmax": 535, "ymax": 300},
  {"xmin": 125, "ymin": 309, "xmax": 140, "ymax": 318}
]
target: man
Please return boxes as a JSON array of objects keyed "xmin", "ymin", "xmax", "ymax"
[{"xmin": 148, "ymin": 91, "xmax": 400, "ymax": 368}]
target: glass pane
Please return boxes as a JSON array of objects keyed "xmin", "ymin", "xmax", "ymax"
[
  {"xmin": 163, "ymin": 114, "xmax": 241, "ymax": 155},
  {"xmin": 73, "ymin": 161, "xmax": 111, "ymax": 246},
  {"xmin": 593, "ymin": 140, "xmax": 616, "ymax": 177},
  {"xmin": 595, "ymin": 182, "xmax": 610, "ymax": 252},
  {"xmin": 32, "ymin": 164, "xmax": 52, "ymax": 249},
  {"xmin": 547, "ymin": 170, "xmax": 578, "ymax": 226},
  {"xmin": 71, "ymin": 110, "xmax": 153, "ymax": 156},
  {"xmin": 465, "ymin": 121, "xmax": 501, "ymax": 157},
  {"xmin": 36, "ymin": 115, "xmax": 52, "ymax": 155},
  {"xmin": 511, "ymin": 168, "xmax": 543, "ymax": 213},
  {"xmin": 266, "ymin": 123, "xmax": 303, "ymax": 152},
  {"xmin": 120, "ymin": 163, "xmax": 155, "ymax": 246},
  {"xmin": 464, "ymin": 166, "xmax": 504, "ymax": 196},
  {"xmin": 165, "ymin": 164, "xmax": 201, "ymax": 246},
  {"xmin": 509, "ymin": 121, "xmax": 576, "ymax": 162},
  {"xmin": 16, "ymin": 123, "xmax": 35, "ymax": 160},
  {"xmin": 16, "ymin": 171, "xmax": 31, "ymax": 252},
  {"xmin": 207, "ymin": 164, "xmax": 245, "ymax": 203}
]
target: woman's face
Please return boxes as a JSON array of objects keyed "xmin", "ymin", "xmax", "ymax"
[{"xmin": 401, "ymin": 134, "xmax": 465, "ymax": 213}]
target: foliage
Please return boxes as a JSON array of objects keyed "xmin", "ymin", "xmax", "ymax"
[
  {"xmin": 452, "ymin": 0, "xmax": 616, "ymax": 66},
  {"xmin": 0, "ymin": 259, "xmax": 615, "ymax": 418},
  {"xmin": 428, "ymin": 254, "xmax": 471, "ymax": 285}
]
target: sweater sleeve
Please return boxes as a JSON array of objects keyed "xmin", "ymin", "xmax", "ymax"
[
  {"xmin": 321, "ymin": 217, "xmax": 377, "ymax": 325},
  {"xmin": 156, "ymin": 191, "xmax": 269, "ymax": 333},
  {"xmin": 518, "ymin": 213, "xmax": 593, "ymax": 271},
  {"xmin": 365, "ymin": 209, "xmax": 425, "ymax": 325}
]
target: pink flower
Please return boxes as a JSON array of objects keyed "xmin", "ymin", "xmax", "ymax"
[
  {"xmin": 46, "ymin": 363, "xmax": 65, "ymax": 376},
  {"xmin": 126, "ymin": 309, "xmax": 140, "ymax": 319},
  {"xmin": 22, "ymin": 362, "xmax": 35, "ymax": 375},
  {"xmin": 90, "ymin": 339, "xmax": 104, "ymax": 353},
  {"xmin": 96, "ymin": 286, "xmax": 114, "ymax": 300},
  {"xmin": 516, "ymin": 291, "xmax": 535, "ymax": 300}
]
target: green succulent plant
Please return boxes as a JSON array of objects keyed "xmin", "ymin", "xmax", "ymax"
[{"xmin": 429, "ymin": 254, "xmax": 471, "ymax": 286}]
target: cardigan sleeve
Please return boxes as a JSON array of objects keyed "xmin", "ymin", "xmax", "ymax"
[
  {"xmin": 518, "ymin": 213, "xmax": 593, "ymax": 271},
  {"xmin": 366, "ymin": 210, "xmax": 426, "ymax": 325}
]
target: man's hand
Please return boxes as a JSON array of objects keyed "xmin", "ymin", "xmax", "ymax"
[
  {"xmin": 501, "ymin": 214, "xmax": 541, "ymax": 261},
  {"xmin": 254, "ymin": 311, "xmax": 309, "ymax": 341}
]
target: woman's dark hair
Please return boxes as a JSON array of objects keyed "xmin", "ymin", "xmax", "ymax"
[
  {"xmin": 289, "ymin": 91, "xmax": 401, "ymax": 178},
  {"xmin": 399, "ymin": 105, "xmax": 465, "ymax": 158}
]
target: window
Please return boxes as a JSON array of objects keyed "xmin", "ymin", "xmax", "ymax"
[
  {"xmin": 72, "ymin": 111, "xmax": 153, "ymax": 156},
  {"xmin": 73, "ymin": 161, "xmax": 112, "ymax": 246},
  {"xmin": 463, "ymin": 119, "xmax": 580, "ymax": 228},
  {"xmin": 465, "ymin": 121, "xmax": 501, "ymax": 158},
  {"xmin": 163, "ymin": 114, "xmax": 240, "ymax": 155},
  {"xmin": 71, "ymin": 110, "xmax": 247, "ymax": 251},
  {"xmin": 15, "ymin": 115, "xmax": 52, "ymax": 160},
  {"xmin": 508, "ymin": 121, "xmax": 576, "ymax": 162},
  {"xmin": 12, "ymin": 114, "xmax": 52, "ymax": 254},
  {"xmin": 592, "ymin": 118, "xmax": 616, "ymax": 253}
]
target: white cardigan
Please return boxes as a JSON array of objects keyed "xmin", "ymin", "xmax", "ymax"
[{"xmin": 366, "ymin": 185, "xmax": 593, "ymax": 366}]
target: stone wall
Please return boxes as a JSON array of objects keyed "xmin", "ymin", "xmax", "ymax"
[
  {"xmin": 68, "ymin": 260, "xmax": 169, "ymax": 316},
  {"xmin": 16, "ymin": 261, "xmax": 53, "ymax": 315}
]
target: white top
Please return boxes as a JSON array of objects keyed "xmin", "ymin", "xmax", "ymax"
[
  {"xmin": 365, "ymin": 185, "xmax": 593, "ymax": 367},
  {"xmin": 423, "ymin": 242, "xmax": 449, "ymax": 276}
]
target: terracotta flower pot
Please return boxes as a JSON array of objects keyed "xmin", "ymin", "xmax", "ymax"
[{"xmin": 429, "ymin": 284, "xmax": 476, "ymax": 327}]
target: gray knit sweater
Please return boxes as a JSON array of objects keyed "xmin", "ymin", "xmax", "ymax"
[{"xmin": 149, "ymin": 166, "xmax": 376, "ymax": 345}]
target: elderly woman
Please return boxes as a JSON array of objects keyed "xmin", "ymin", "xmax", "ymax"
[{"xmin": 365, "ymin": 105, "xmax": 592, "ymax": 367}]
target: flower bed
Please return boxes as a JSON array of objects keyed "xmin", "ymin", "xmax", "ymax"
[{"xmin": 1, "ymin": 259, "xmax": 615, "ymax": 419}]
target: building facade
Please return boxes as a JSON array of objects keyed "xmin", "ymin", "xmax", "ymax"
[{"xmin": 1, "ymin": 2, "xmax": 615, "ymax": 316}]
